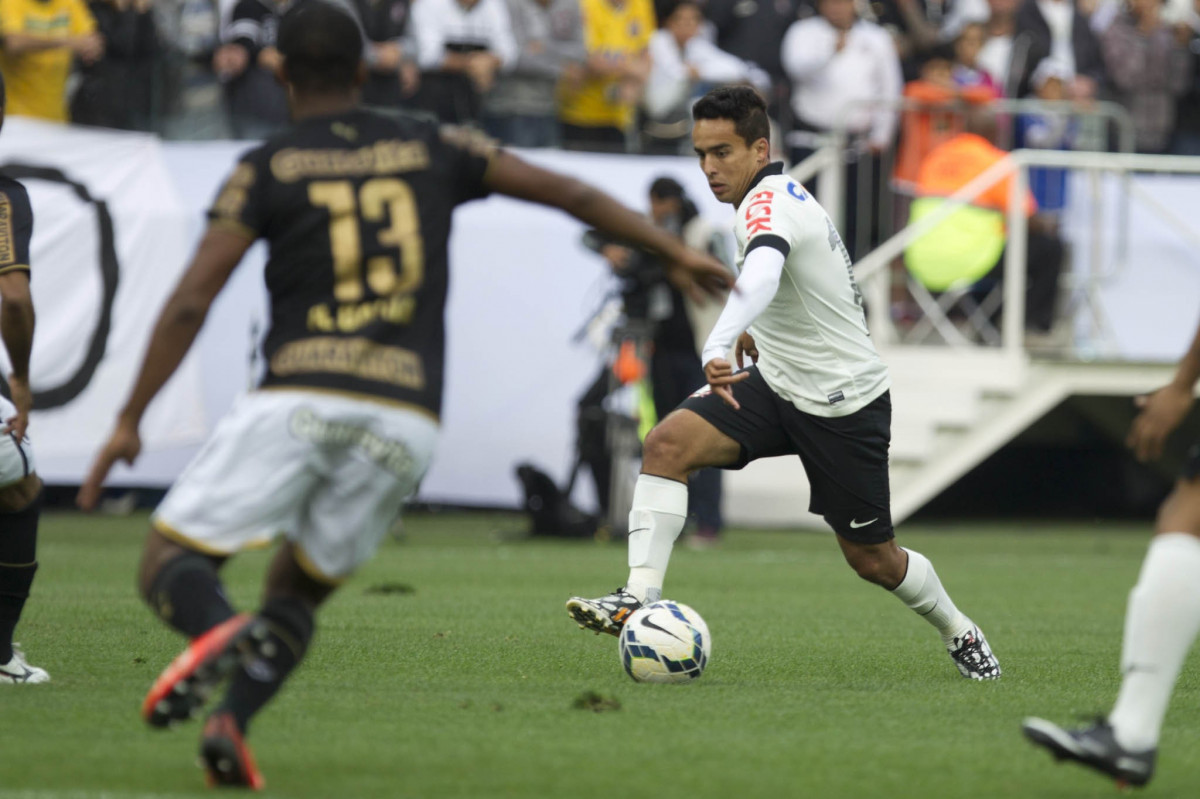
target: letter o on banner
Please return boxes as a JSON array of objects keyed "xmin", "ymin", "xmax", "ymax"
[{"xmin": 0, "ymin": 164, "xmax": 120, "ymax": 409}]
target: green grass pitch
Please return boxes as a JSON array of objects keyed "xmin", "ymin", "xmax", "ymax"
[{"xmin": 2, "ymin": 511, "xmax": 1198, "ymax": 799}]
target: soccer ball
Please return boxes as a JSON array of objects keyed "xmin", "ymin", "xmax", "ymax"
[{"xmin": 618, "ymin": 600, "xmax": 711, "ymax": 684}]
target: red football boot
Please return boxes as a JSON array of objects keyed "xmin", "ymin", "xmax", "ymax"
[
  {"xmin": 142, "ymin": 614, "xmax": 256, "ymax": 728},
  {"xmin": 200, "ymin": 710, "xmax": 266, "ymax": 790}
]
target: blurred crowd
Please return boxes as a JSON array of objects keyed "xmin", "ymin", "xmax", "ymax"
[{"xmin": 0, "ymin": 0, "xmax": 1198, "ymax": 156}]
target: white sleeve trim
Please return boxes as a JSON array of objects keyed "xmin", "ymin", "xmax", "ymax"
[{"xmin": 700, "ymin": 246, "xmax": 785, "ymax": 367}]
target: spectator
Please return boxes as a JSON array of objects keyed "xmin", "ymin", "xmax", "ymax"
[
  {"xmin": 557, "ymin": 0, "xmax": 654, "ymax": 152},
  {"xmin": 894, "ymin": 52, "xmax": 995, "ymax": 193},
  {"xmin": 1101, "ymin": 0, "xmax": 1192, "ymax": 153},
  {"xmin": 410, "ymin": 0, "xmax": 518, "ymax": 125},
  {"xmin": 483, "ymin": 0, "xmax": 586, "ymax": 147},
  {"xmin": 1010, "ymin": 0, "xmax": 1106, "ymax": 100},
  {"xmin": 71, "ymin": 0, "xmax": 160, "ymax": 130},
  {"xmin": 154, "ymin": 0, "xmax": 228, "ymax": 138},
  {"xmin": 1171, "ymin": 0, "xmax": 1200, "ymax": 154},
  {"xmin": 951, "ymin": 21, "xmax": 1000, "ymax": 92},
  {"xmin": 977, "ymin": 0, "xmax": 1020, "ymax": 90},
  {"xmin": 0, "ymin": 0, "xmax": 103, "ymax": 122},
  {"xmin": 641, "ymin": 0, "xmax": 769, "ymax": 153},
  {"xmin": 351, "ymin": 0, "xmax": 420, "ymax": 110},
  {"xmin": 1017, "ymin": 58, "xmax": 1076, "ymax": 217},
  {"xmin": 781, "ymin": 0, "xmax": 903, "ymax": 257},
  {"xmin": 705, "ymin": 0, "xmax": 802, "ymax": 91},
  {"xmin": 214, "ymin": 0, "xmax": 289, "ymax": 139}
]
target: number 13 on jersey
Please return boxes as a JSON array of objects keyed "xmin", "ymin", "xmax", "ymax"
[{"xmin": 309, "ymin": 178, "xmax": 424, "ymax": 303}]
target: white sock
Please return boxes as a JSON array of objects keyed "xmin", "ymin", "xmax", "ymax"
[
  {"xmin": 1108, "ymin": 533, "xmax": 1200, "ymax": 752},
  {"xmin": 890, "ymin": 548, "xmax": 971, "ymax": 643},
  {"xmin": 624, "ymin": 474, "xmax": 688, "ymax": 603}
]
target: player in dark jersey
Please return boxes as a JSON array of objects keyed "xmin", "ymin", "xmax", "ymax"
[
  {"xmin": 77, "ymin": 0, "xmax": 730, "ymax": 788},
  {"xmin": 0, "ymin": 73, "xmax": 48, "ymax": 686}
]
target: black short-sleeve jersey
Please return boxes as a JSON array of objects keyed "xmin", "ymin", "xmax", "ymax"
[
  {"xmin": 0, "ymin": 177, "xmax": 33, "ymax": 278},
  {"xmin": 207, "ymin": 108, "xmax": 494, "ymax": 418}
]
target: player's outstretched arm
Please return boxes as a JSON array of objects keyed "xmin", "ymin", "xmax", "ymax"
[
  {"xmin": 482, "ymin": 150, "xmax": 732, "ymax": 302},
  {"xmin": 0, "ymin": 272, "xmax": 34, "ymax": 438},
  {"xmin": 77, "ymin": 227, "xmax": 251, "ymax": 510},
  {"xmin": 1128, "ymin": 316, "xmax": 1200, "ymax": 463}
]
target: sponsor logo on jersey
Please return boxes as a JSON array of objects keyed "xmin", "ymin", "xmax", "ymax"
[
  {"xmin": 786, "ymin": 182, "xmax": 807, "ymax": 201},
  {"xmin": 827, "ymin": 390, "xmax": 845, "ymax": 405},
  {"xmin": 745, "ymin": 191, "xmax": 774, "ymax": 234}
]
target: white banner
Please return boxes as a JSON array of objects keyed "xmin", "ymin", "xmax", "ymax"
[
  {"xmin": 8, "ymin": 118, "xmax": 1193, "ymax": 512},
  {"xmin": 0, "ymin": 119, "xmax": 208, "ymax": 482},
  {"xmin": 0, "ymin": 118, "xmax": 734, "ymax": 509}
]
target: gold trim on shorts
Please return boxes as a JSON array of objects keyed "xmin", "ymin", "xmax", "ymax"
[
  {"xmin": 152, "ymin": 517, "xmax": 273, "ymax": 556},
  {"xmin": 290, "ymin": 543, "xmax": 349, "ymax": 587}
]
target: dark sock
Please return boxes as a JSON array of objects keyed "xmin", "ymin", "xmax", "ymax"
[
  {"xmin": 218, "ymin": 596, "xmax": 314, "ymax": 733},
  {"xmin": 145, "ymin": 553, "xmax": 236, "ymax": 638},
  {"xmin": 0, "ymin": 492, "xmax": 41, "ymax": 663}
]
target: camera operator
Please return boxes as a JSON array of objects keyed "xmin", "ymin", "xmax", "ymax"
[{"xmin": 578, "ymin": 176, "xmax": 731, "ymax": 546}]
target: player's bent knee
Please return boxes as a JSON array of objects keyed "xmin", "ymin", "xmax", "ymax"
[
  {"xmin": 641, "ymin": 423, "xmax": 695, "ymax": 476},
  {"xmin": 840, "ymin": 540, "xmax": 904, "ymax": 587}
]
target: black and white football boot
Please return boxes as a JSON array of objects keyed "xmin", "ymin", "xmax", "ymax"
[
  {"xmin": 1021, "ymin": 717, "xmax": 1157, "ymax": 788},
  {"xmin": 566, "ymin": 589, "xmax": 642, "ymax": 637},
  {"xmin": 947, "ymin": 623, "xmax": 1001, "ymax": 680},
  {"xmin": 0, "ymin": 644, "xmax": 49, "ymax": 684}
]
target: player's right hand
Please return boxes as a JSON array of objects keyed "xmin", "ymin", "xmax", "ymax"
[
  {"xmin": 2, "ymin": 373, "xmax": 31, "ymax": 439},
  {"xmin": 735, "ymin": 332, "xmax": 759, "ymax": 368},
  {"xmin": 1127, "ymin": 383, "xmax": 1195, "ymax": 463},
  {"xmin": 665, "ymin": 249, "xmax": 733, "ymax": 305},
  {"xmin": 77, "ymin": 419, "xmax": 143, "ymax": 511},
  {"xmin": 705, "ymin": 357, "xmax": 749, "ymax": 410}
]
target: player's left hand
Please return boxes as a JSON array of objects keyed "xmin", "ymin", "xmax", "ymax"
[
  {"xmin": 665, "ymin": 249, "xmax": 733, "ymax": 305},
  {"xmin": 1127, "ymin": 382, "xmax": 1194, "ymax": 462},
  {"xmin": 77, "ymin": 419, "xmax": 143, "ymax": 511},
  {"xmin": 705, "ymin": 357, "xmax": 749, "ymax": 410},
  {"xmin": 2, "ymin": 373, "xmax": 31, "ymax": 438}
]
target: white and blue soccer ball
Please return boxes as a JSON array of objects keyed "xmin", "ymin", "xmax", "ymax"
[{"xmin": 618, "ymin": 600, "xmax": 711, "ymax": 684}]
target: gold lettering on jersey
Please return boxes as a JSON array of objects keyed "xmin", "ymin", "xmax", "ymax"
[
  {"xmin": 270, "ymin": 337, "xmax": 425, "ymax": 390},
  {"xmin": 212, "ymin": 162, "xmax": 256, "ymax": 221},
  {"xmin": 271, "ymin": 141, "xmax": 431, "ymax": 183},
  {"xmin": 306, "ymin": 294, "xmax": 417, "ymax": 333},
  {"xmin": 0, "ymin": 194, "xmax": 12, "ymax": 267}
]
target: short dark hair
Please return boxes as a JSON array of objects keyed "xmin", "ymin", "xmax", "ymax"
[
  {"xmin": 691, "ymin": 86, "xmax": 770, "ymax": 148},
  {"xmin": 277, "ymin": 0, "xmax": 364, "ymax": 93},
  {"xmin": 649, "ymin": 176, "xmax": 684, "ymax": 200}
]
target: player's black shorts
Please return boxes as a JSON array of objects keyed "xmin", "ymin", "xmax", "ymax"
[{"xmin": 679, "ymin": 366, "xmax": 893, "ymax": 544}]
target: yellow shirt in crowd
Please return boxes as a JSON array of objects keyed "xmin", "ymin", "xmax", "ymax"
[
  {"xmin": 558, "ymin": 0, "xmax": 654, "ymax": 130},
  {"xmin": 0, "ymin": 0, "xmax": 96, "ymax": 122}
]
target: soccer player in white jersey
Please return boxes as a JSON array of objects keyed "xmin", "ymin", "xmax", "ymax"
[
  {"xmin": 1022, "ymin": 315, "xmax": 1200, "ymax": 787},
  {"xmin": 567, "ymin": 86, "xmax": 1001, "ymax": 681}
]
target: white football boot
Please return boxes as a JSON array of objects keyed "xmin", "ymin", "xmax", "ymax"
[{"xmin": 0, "ymin": 644, "xmax": 50, "ymax": 684}]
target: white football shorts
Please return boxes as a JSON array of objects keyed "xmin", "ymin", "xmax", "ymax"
[
  {"xmin": 152, "ymin": 389, "xmax": 439, "ymax": 583},
  {"xmin": 0, "ymin": 395, "xmax": 34, "ymax": 488}
]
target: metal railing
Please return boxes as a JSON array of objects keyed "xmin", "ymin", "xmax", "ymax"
[
  {"xmin": 849, "ymin": 150, "xmax": 1200, "ymax": 358},
  {"xmin": 789, "ymin": 97, "xmax": 1136, "ymax": 247}
]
